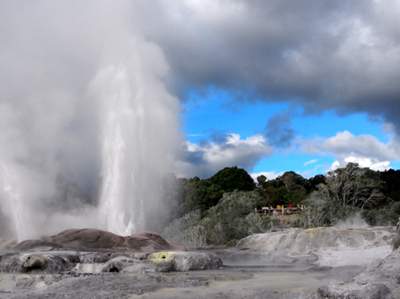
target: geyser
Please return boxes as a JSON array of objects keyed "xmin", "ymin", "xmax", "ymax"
[
  {"xmin": 0, "ymin": 7, "xmax": 181, "ymax": 240},
  {"xmin": 92, "ymin": 36, "xmax": 181, "ymax": 236}
]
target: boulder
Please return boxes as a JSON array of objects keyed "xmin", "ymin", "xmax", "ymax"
[{"xmin": 0, "ymin": 252, "xmax": 76, "ymax": 273}]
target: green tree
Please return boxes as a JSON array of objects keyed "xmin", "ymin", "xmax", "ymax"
[
  {"xmin": 256, "ymin": 175, "xmax": 269, "ymax": 202},
  {"xmin": 257, "ymin": 171, "xmax": 309, "ymax": 206},
  {"xmin": 279, "ymin": 171, "xmax": 308, "ymax": 204},
  {"xmin": 314, "ymin": 163, "xmax": 386, "ymax": 209},
  {"xmin": 209, "ymin": 166, "xmax": 255, "ymax": 192},
  {"xmin": 280, "ymin": 171, "xmax": 309, "ymax": 192},
  {"xmin": 256, "ymin": 175, "xmax": 267, "ymax": 186},
  {"xmin": 304, "ymin": 163, "xmax": 387, "ymax": 226},
  {"xmin": 381, "ymin": 169, "xmax": 400, "ymax": 201},
  {"xmin": 179, "ymin": 177, "xmax": 224, "ymax": 214},
  {"xmin": 307, "ymin": 174, "xmax": 326, "ymax": 192}
]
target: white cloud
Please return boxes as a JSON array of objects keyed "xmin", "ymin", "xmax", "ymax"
[
  {"xmin": 299, "ymin": 131, "xmax": 400, "ymax": 172},
  {"xmin": 304, "ymin": 159, "xmax": 318, "ymax": 166},
  {"xmin": 329, "ymin": 157, "xmax": 391, "ymax": 172},
  {"xmin": 175, "ymin": 133, "xmax": 273, "ymax": 178},
  {"xmin": 250, "ymin": 171, "xmax": 283, "ymax": 182}
]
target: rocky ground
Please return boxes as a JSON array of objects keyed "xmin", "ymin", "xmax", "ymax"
[
  {"xmin": 236, "ymin": 226, "xmax": 400, "ymax": 299},
  {"xmin": 0, "ymin": 226, "xmax": 398, "ymax": 298}
]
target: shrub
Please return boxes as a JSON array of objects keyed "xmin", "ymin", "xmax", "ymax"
[{"xmin": 361, "ymin": 200, "xmax": 400, "ymax": 226}]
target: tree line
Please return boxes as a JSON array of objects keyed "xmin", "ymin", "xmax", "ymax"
[{"xmin": 164, "ymin": 163, "xmax": 400, "ymax": 227}]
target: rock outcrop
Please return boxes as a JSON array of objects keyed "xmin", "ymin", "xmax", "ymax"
[
  {"xmin": 14, "ymin": 228, "xmax": 188, "ymax": 252},
  {"xmin": 236, "ymin": 226, "xmax": 395, "ymax": 267},
  {"xmin": 316, "ymin": 224, "xmax": 400, "ymax": 298},
  {"xmin": 0, "ymin": 229, "xmax": 222, "ymax": 275},
  {"xmin": 317, "ymin": 246, "xmax": 400, "ymax": 298}
]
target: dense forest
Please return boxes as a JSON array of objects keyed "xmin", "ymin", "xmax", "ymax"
[{"xmin": 162, "ymin": 163, "xmax": 400, "ymax": 246}]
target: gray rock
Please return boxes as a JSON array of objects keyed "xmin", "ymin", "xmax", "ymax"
[
  {"xmin": 317, "ymin": 225, "xmax": 400, "ymax": 298},
  {"xmin": 0, "ymin": 252, "xmax": 76, "ymax": 273},
  {"xmin": 148, "ymin": 251, "xmax": 223, "ymax": 272},
  {"xmin": 318, "ymin": 282, "xmax": 391, "ymax": 299},
  {"xmin": 101, "ymin": 256, "xmax": 147, "ymax": 273},
  {"xmin": 0, "ymin": 250, "xmax": 223, "ymax": 275}
]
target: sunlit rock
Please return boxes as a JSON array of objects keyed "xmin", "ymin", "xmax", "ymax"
[{"xmin": 236, "ymin": 227, "xmax": 395, "ymax": 267}]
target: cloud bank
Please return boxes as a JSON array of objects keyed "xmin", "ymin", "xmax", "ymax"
[{"xmin": 130, "ymin": 0, "xmax": 400, "ymax": 135}]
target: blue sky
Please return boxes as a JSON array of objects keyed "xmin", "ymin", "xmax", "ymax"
[{"xmin": 180, "ymin": 87, "xmax": 400, "ymax": 179}]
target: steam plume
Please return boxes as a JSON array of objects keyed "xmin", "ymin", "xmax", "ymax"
[{"xmin": 0, "ymin": 1, "xmax": 181, "ymax": 240}]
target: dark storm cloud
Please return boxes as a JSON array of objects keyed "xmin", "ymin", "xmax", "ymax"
[
  {"xmin": 264, "ymin": 110, "xmax": 295, "ymax": 147},
  {"xmin": 128, "ymin": 0, "xmax": 400, "ymax": 134}
]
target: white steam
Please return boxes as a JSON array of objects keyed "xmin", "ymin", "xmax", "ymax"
[
  {"xmin": 335, "ymin": 213, "xmax": 369, "ymax": 229},
  {"xmin": 92, "ymin": 36, "xmax": 181, "ymax": 236},
  {"xmin": 0, "ymin": 1, "xmax": 181, "ymax": 240}
]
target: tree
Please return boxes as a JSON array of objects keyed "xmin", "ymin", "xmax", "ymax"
[
  {"xmin": 179, "ymin": 177, "xmax": 224, "ymax": 214},
  {"xmin": 209, "ymin": 166, "xmax": 255, "ymax": 192},
  {"xmin": 256, "ymin": 175, "xmax": 267, "ymax": 186},
  {"xmin": 381, "ymin": 169, "xmax": 400, "ymax": 201},
  {"xmin": 280, "ymin": 171, "xmax": 309, "ymax": 192},
  {"xmin": 313, "ymin": 163, "xmax": 386, "ymax": 209},
  {"xmin": 300, "ymin": 163, "xmax": 388, "ymax": 226},
  {"xmin": 257, "ymin": 171, "xmax": 309, "ymax": 206},
  {"xmin": 307, "ymin": 174, "xmax": 326, "ymax": 192},
  {"xmin": 256, "ymin": 175, "xmax": 270, "ymax": 201}
]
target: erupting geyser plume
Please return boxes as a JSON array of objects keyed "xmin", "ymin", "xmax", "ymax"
[
  {"xmin": 0, "ymin": 2, "xmax": 181, "ymax": 240},
  {"xmin": 0, "ymin": 164, "xmax": 25, "ymax": 241},
  {"xmin": 93, "ymin": 38, "xmax": 181, "ymax": 236}
]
